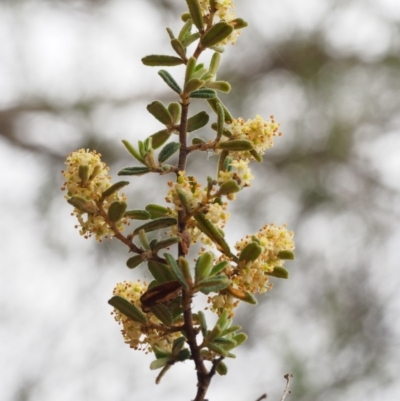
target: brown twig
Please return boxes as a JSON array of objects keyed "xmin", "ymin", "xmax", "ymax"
[
  {"xmin": 255, "ymin": 394, "xmax": 267, "ymax": 401},
  {"xmin": 280, "ymin": 374, "xmax": 293, "ymax": 401}
]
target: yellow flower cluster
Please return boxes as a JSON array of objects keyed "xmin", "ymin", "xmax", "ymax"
[
  {"xmin": 111, "ymin": 281, "xmax": 180, "ymax": 352},
  {"xmin": 224, "ymin": 115, "xmax": 282, "ymax": 158},
  {"xmin": 199, "ymin": 0, "xmax": 240, "ymax": 45},
  {"xmin": 165, "ymin": 172, "xmax": 230, "ymax": 246},
  {"xmin": 62, "ymin": 149, "xmax": 128, "ymax": 241},
  {"xmin": 217, "ymin": 159, "xmax": 254, "ymax": 190},
  {"xmin": 210, "ymin": 224, "xmax": 294, "ymax": 315},
  {"xmin": 233, "ymin": 224, "xmax": 294, "ymax": 291}
]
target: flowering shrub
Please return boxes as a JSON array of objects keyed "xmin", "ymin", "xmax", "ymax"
[{"xmin": 62, "ymin": 1, "xmax": 295, "ymax": 400}]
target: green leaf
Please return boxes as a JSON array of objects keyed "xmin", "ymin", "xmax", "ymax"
[
  {"xmin": 164, "ymin": 253, "xmax": 190, "ymax": 289},
  {"xmin": 207, "ymin": 98, "xmax": 233, "ymax": 122},
  {"xmin": 185, "ymin": 57, "xmax": 197, "ymax": 84},
  {"xmin": 205, "ymin": 80, "xmax": 231, "ymax": 93},
  {"xmin": 277, "ymin": 250, "xmax": 295, "ymax": 260},
  {"xmin": 213, "ymin": 337, "xmax": 237, "ymax": 346},
  {"xmin": 158, "ymin": 142, "xmax": 181, "ymax": 163},
  {"xmin": 176, "ymin": 188, "xmax": 193, "ymax": 214},
  {"xmin": 192, "ymin": 137, "xmax": 206, "ymax": 145},
  {"xmin": 142, "ymin": 55, "xmax": 184, "ymax": 66},
  {"xmin": 78, "ymin": 165, "xmax": 89, "ymax": 183},
  {"xmin": 147, "ymin": 101, "xmax": 174, "ymax": 126},
  {"xmin": 118, "ymin": 166, "xmax": 150, "ymax": 176},
  {"xmin": 187, "ymin": 111, "xmax": 209, "ymax": 132},
  {"xmin": 178, "ymin": 19, "xmax": 192, "ymax": 41},
  {"xmin": 250, "ymin": 149, "xmax": 263, "ymax": 163},
  {"xmin": 150, "ymin": 130, "xmax": 171, "ymax": 150},
  {"xmin": 195, "ymin": 252, "xmax": 214, "ymax": 282},
  {"xmin": 108, "ymin": 201, "xmax": 127, "ymax": 222},
  {"xmin": 182, "ymin": 32, "xmax": 200, "ymax": 47},
  {"xmin": 194, "ymin": 213, "xmax": 231, "ymax": 255},
  {"xmin": 178, "ymin": 257, "xmax": 193, "ymax": 286},
  {"xmin": 198, "ymin": 275, "xmax": 230, "ymax": 294},
  {"xmin": 198, "ymin": 311, "xmax": 208, "ymax": 337},
  {"xmin": 108, "ymin": 296, "xmax": 147, "ymax": 325},
  {"xmin": 238, "ymin": 242, "xmax": 262, "ymax": 263},
  {"xmin": 124, "ymin": 209, "xmax": 151, "ymax": 220},
  {"xmin": 216, "ymin": 151, "xmax": 229, "ymax": 176},
  {"xmin": 230, "ymin": 17, "xmax": 248, "ymax": 30},
  {"xmin": 148, "ymin": 260, "xmax": 175, "ymax": 283},
  {"xmin": 168, "ymin": 103, "xmax": 181, "ymax": 124},
  {"xmin": 207, "ymin": 342, "xmax": 232, "ymax": 358},
  {"xmin": 216, "ymin": 361, "xmax": 228, "ymax": 375},
  {"xmin": 138, "ymin": 229, "xmax": 151, "ymax": 250},
  {"xmin": 151, "ymin": 237, "xmax": 181, "ymax": 254},
  {"xmin": 226, "ymin": 287, "xmax": 258, "ymax": 304},
  {"xmin": 232, "ymin": 333, "xmax": 248, "ymax": 346},
  {"xmin": 122, "ymin": 140, "xmax": 143, "ymax": 163},
  {"xmin": 100, "ymin": 181, "xmax": 129, "ymax": 201},
  {"xmin": 209, "ymin": 52, "xmax": 221, "ymax": 76},
  {"xmin": 266, "ymin": 266, "xmax": 289, "ymax": 279},
  {"xmin": 178, "ymin": 19, "xmax": 193, "ymax": 42},
  {"xmin": 184, "ymin": 78, "xmax": 205, "ymax": 93},
  {"xmin": 201, "ymin": 22, "xmax": 234, "ymax": 48},
  {"xmin": 185, "ymin": 0, "xmax": 204, "ymax": 31},
  {"xmin": 217, "ymin": 180, "xmax": 241, "ymax": 196},
  {"xmin": 209, "ymin": 260, "xmax": 228, "ymax": 276},
  {"xmin": 172, "ymin": 337, "xmax": 186, "ymax": 354},
  {"xmin": 150, "ymin": 357, "xmax": 169, "ymax": 370},
  {"xmin": 150, "ymin": 304, "xmax": 173, "ymax": 326},
  {"xmin": 216, "ymin": 101, "xmax": 224, "ymax": 140},
  {"xmin": 176, "ymin": 349, "xmax": 191, "ymax": 361},
  {"xmin": 190, "ymin": 88, "xmax": 217, "ymax": 99},
  {"xmin": 217, "ymin": 139, "xmax": 254, "ymax": 151},
  {"xmin": 67, "ymin": 196, "xmax": 97, "ymax": 214},
  {"xmin": 126, "ymin": 255, "xmax": 144, "ymax": 269},
  {"xmin": 133, "ymin": 217, "xmax": 177, "ymax": 235},
  {"xmin": 158, "ymin": 69, "xmax": 182, "ymax": 94},
  {"xmin": 170, "ymin": 38, "xmax": 187, "ymax": 60},
  {"xmin": 145, "ymin": 204, "xmax": 170, "ymax": 219}
]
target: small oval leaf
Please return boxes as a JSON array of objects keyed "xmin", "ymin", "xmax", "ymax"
[
  {"xmin": 108, "ymin": 201, "xmax": 127, "ymax": 222},
  {"xmin": 108, "ymin": 296, "xmax": 148, "ymax": 324},
  {"xmin": 142, "ymin": 55, "xmax": 184, "ymax": 66},
  {"xmin": 187, "ymin": 111, "xmax": 210, "ymax": 132},
  {"xmin": 190, "ymin": 88, "xmax": 217, "ymax": 99},
  {"xmin": 266, "ymin": 266, "xmax": 289, "ymax": 279},
  {"xmin": 158, "ymin": 69, "xmax": 182, "ymax": 94},
  {"xmin": 158, "ymin": 142, "xmax": 181, "ymax": 163},
  {"xmin": 217, "ymin": 139, "xmax": 254, "ymax": 151},
  {"xmin": 201, "ymin": 22, "xmax": 234, "ymax": 48},
  {"xmin": 133, "ymin": 217, "xmax": 177, "ymax": 235},
  {"xmin": 145, "ymin": 204, "xmax": 170, "ymax": 219},
  {"xmin": 126, "ymin": 255, "xmax": 145, "ymax": 269},
  {"xmin": 101, "ymin": 181, "xmax": 129, "ymax": 201},
  {"xmin": 147, "ymin": 101, "xmax": 174, "ymax": 126},
  {"xmin": 118, "ymin": 166, "xmax": 150, "ymax": 176}
]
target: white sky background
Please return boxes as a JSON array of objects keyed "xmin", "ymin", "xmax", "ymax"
[{"xmin": 1, "ymin": 0, "xmax": 400, "ymax": 400}]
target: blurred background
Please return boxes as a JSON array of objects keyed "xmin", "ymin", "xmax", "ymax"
[{"xmin": 1, "ymin": 0, "xmax": 400, "ymax": 400}]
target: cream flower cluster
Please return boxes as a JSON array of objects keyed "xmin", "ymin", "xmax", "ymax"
[
  {"xmin": 217, "ymin": 158, "xmax": 254, "ymax": 190},
  {"xmin": 62, "ymin": 149, "xmax": 128, "ymax": 241},
  {"xmin": 233, "ymin": 224, "xmax": 294, "ymax": 292},
  {"xmin": 224, "ymin": 115, "xmax": 282, "ymax": 158},
  {"xmin": 111, "ymin": 281, "xmax": 180, "ymax": 352},
  {"xmin": 210, "ymin": 224, "xmax": 294, "ymax": 315},
  {"xmin": 199, "ymin": 0, "xmax": 240, "ymax": 45},
  {"xmin": 165, "ymin": 172, "xmax": 230, "ymax": 246}
]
